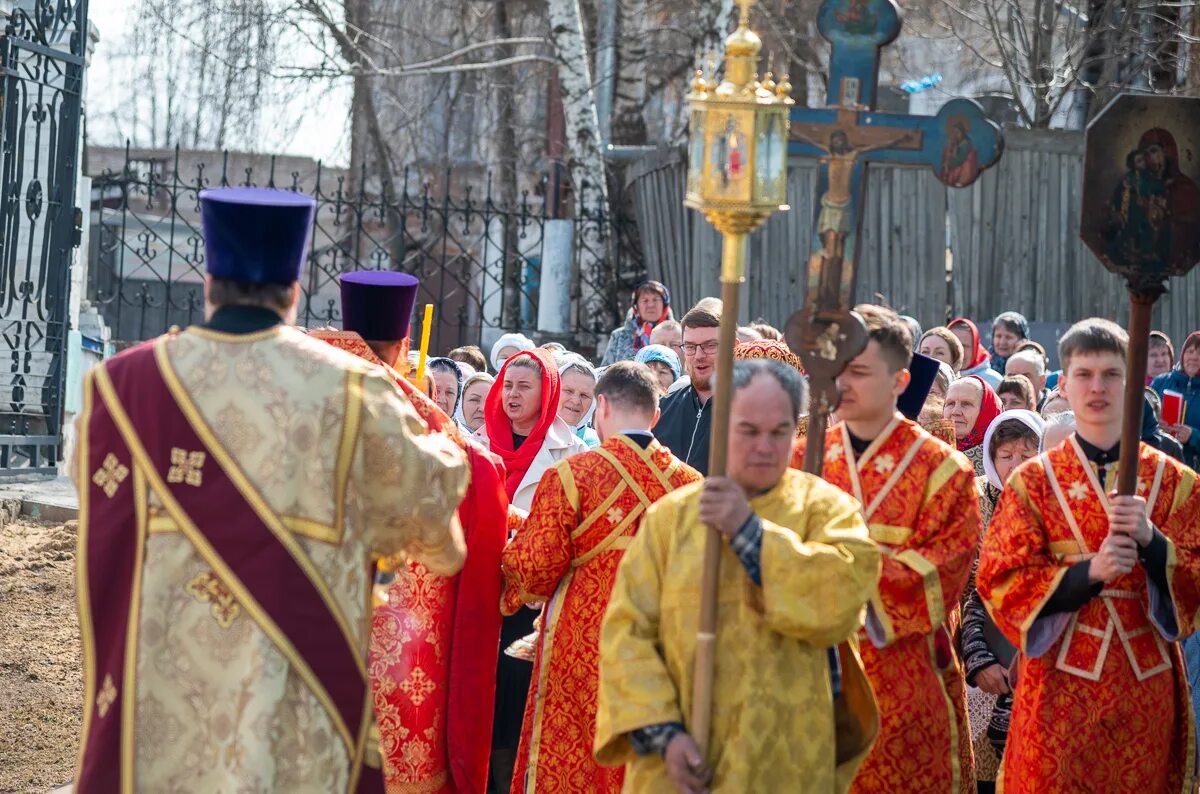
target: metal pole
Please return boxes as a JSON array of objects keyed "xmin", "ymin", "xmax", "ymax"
[{"xmin": 691, "ymin": 230, "xmax": 745, "ymax": 755}]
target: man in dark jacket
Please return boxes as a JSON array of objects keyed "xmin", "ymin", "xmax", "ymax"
[{"xmin": 655, "ymin": 304, "xmax": 720, "ymax": 474}]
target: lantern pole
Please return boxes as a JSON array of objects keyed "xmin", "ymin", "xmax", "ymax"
[{"xmin": 684, "ymin": 0, "xmax": 792, "ymax": 756}]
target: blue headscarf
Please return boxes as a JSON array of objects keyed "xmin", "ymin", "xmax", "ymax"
[{"xmin": 634, "ymin": 344, "xmax": 681, "ymax": 380}]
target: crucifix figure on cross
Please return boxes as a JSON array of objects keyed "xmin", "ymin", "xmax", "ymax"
[{"xmin": 785, "ymin": 0, "xmax": 1004, "ymax": 472}]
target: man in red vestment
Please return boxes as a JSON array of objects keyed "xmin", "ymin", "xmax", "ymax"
[
  {"xmin": 73, "ymin": 189, "xmax": 469, "ymax": 792},
  {"xmin": 501, "ymin": 361, "xmax": 701, "ymax": 793},
  {"xmin": 310, "ymin": 270, "xmax": 507, "ymax": 794},
  {"xmin": 822, "ymin": 305, "xmax": 978, "ymax": 793},
  {"xmin": 978, "ymin": 318, "xmax": 1200, "ymax": 793}
]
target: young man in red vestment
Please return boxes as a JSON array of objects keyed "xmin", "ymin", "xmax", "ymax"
[
  {"xmin": 977, "ymin": 318, "xmax": 1200, "ymax": 794},
  {"xmin": 501, "ymin": 361, "xmax": 701, "ymax": 793},
  {"xmin": 72, "ymin": 189, "xmax": 469, "ymax": 793},
  {"xmin": 310, "ymin": 271, "xmax": 507, "ymax": 794},
  {"xmin": 823, "ymin": 305, "xmax": 979, "ymax": 793}
]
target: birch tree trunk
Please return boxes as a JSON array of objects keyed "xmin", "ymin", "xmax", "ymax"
[
  {"xmin": 612, "ymin": 0, "xmax": 647, "ymax": 144},
  {"xmin": 547, "ymin": 0, "xmax": 613, "ymax": 342},
  {"xmin": 694, "ymin": 0, "xmax": 735, "ymax": 74}
]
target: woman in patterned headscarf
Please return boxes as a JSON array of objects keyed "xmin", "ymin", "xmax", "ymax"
[
  {"xmin": 944, "ymin": 374, "xmax": 1003, "ymax": 476},
  {"xmin": 600, "ymin": 281, "xmax": 673, "ymax": 365}
]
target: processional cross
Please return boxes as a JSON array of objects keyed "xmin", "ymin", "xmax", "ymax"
[{"xmin": 783, "ymin": 0, "xmax": 1004, "ymax": 471}]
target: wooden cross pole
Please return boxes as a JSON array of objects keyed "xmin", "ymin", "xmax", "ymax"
[{"xmin": 1079, "ymin": 94, "xmax": 1200, "ymax": 494}]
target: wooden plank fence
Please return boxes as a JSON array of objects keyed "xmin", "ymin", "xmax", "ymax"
[{"xmin": 626, "ymin": 127, "xmax": 1198, "ymax": 353}]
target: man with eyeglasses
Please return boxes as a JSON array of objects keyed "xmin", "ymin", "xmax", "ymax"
[{"xmin": 653, "ymin": 303, "xmax": 721, "ymax": 474}]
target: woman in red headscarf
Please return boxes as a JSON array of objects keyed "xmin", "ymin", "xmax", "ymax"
[
  {"xmin": 476, "ymin": 348, "xmax": 589, "ymax": 511},
  {"xmin": 474, "ymin": 348, "xmax": 587, "ymax": 792},
  {"xmin": 944, "ymin": 374, "xmax": 1003, "ymax": 476},
  {"xmin": 949, "ymin": 317, "xmax": 1002, "ymax": 390}
]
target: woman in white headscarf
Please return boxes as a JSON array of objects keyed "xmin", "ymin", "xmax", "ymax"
[
  {"xmin": 960, "ymin": 409, "xmax": 1044, "ymax": 793},
  {"xmin": 490, "ymin": 332, "xmax": 536, "ymax": 373},
  {"xmin": 554, "ymin": 352, "xmax": 600, "ymax": 449}
]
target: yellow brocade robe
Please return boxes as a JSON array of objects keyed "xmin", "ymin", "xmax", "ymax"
[
  {"xmin": 594, "ymin": 469, "xmax": 881, "ymax": 793},
  {"xmin": 77, "ymin": 325, "xmax": 468, "ymax": 793}
]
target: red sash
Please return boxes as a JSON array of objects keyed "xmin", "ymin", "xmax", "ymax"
[{"xmin": 75, "ymin": 338, "xmax": 383, "ymax": 793}]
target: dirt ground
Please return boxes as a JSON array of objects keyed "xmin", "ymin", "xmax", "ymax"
[{"xmin": 0, "ymin": 507, "xmax": 80, "ymax": 794}]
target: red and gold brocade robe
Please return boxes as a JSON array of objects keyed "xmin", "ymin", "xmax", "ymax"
[
  {"xmin": 311, "ymin": 330, "xmax": 507, "ymax": 794},
  {"xmin": 977, "ymin": 438, "xmax": 1200, "ymax": 794},
  {"xmin": 823, "ymin": 417, "xmax": 979, "ymax": 794},
  {"xmin": 500, "ymin": 435, "xmax": 701, "ymax": 794}
]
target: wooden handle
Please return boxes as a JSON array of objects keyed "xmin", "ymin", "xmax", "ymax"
[
  {"xmin": 690, "ymin": 271, "xmax": 743, "ymax": 756},
  {"xmin": 1116, "ymin": 294, "xmax": 1156, "ymax": 496}
]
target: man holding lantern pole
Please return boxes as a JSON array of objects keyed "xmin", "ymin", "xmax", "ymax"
[{"xmin": 593, "ymin": 358, "xmax": 881, "ymax": 793}]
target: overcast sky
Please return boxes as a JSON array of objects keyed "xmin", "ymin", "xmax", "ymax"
[{"xmin": 86, "ymin": 2, "xmax": 351, "ymax": 165}]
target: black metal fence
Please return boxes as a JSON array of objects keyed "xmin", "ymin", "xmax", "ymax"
[
  {"xmin": 0, "ymin": 0, "xmax": 89, "ymax": 476},
  {"xmin": 90, "ymin": 146, "xmax": 645, "ymax": 354}
]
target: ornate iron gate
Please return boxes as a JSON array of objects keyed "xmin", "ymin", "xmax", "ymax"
[{"xmin": 0, "ymin": 0, "xmax": 88, "ymax": 476}]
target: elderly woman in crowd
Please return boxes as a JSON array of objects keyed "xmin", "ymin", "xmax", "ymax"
[
  {"xmin": 459, "ymin": 372, "xmax": 494, "ymax": 432},
  {"xmin": 600, "ymin": 280, "xmax": 673, "ymax": 365},
  {"xmin": 948, "ymin": 318, "xmax": 1003, "ymax": 388},
  {"xmin": 490, "ymin": 332, "xmax": 536, "ymax": 373},
  {"xmin": 426, "ymin": 356, "xmax": 465, "ymax": 421},
  {"xmin": 996, "ymin": 374, "xmax": 1036, "ymax": 412},
  {"xmin": 988, "ymin": 311, "xmax": 1029, "ymax": 374},
  {"xmin": 633, "ymin": 344, "xmax": 681, "ymax": 394},
  {"xmin": 556, "ymin": 353, "xmax": 601, "ymax": 449},
  {"xmin": 919, "ymin": 326, "xmax": 966, "ymax": 374},
  {"xmin": 448, "ymin": 344, "xmax": 489, "ymax": 374},
  {"xmin": 1147, "ymin": 331, "xmax": 1175, "ymax": 383},
  {"xmin": 960, "ymin": 410, "xmax": 1044, "ymax": 794},
  {"xmin": 944, "ymin": 374, "xmax": 1003, "ymax": 475},
  {"xmin": 1150, "ymin": 330, "xmax": 1200, "ymax": 469}
]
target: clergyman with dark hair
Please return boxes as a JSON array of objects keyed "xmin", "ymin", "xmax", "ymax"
[
  {"xmin": 500, "ymin": 360, "xmax": 702, "ymax": 794},
  {"xmin": 978, "ymin": 317, "xmax": 1200, "ymax": 793},
  {"xmin": 820, "ymin": 303, "xmax": 981, "ymax": 792},
  {"xmin": 595, "ymin": 358, "xmax": 880, "ymax": 792}
]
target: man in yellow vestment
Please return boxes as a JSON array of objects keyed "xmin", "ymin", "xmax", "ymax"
[
  {"xmin": 72, "ymin": 187, "xmax": 469, "ymax": 794},
  {"xmin": 594, "ymin": 358, "xmax": 881, "ymax": 793}
]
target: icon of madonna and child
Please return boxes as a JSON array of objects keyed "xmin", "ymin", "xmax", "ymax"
[{"xmin": 1105, "ymin": 128, "xmax": 1200, "ymax": 273}]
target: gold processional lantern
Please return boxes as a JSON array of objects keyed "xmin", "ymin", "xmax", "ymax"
[{"xmin": 684, "ymin": 0, "xmax": 793, "ymax": 756}]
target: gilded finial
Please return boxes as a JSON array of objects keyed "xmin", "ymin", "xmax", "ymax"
[
  {"xmin": 762, "ymin": 71, "xmax": 777, "ymax": 93},
  {"xmin": 691, "ymin": 67, "xmax": 708, "ymax": 94},
  {"xmin": 735, "ymin": 0, "xmax": 755, "ymax": 26},
  {"xmin": 777, "ymin": 73, "xmax": 793, "ymax": 99}
]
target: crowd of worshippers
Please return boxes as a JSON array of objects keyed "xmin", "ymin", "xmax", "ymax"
[
  {"xmin": 73, "ymin": 188, "xmax": 1200, "ymax": 794},
  {"xmin": 395, "ymin": 279, "xmax": 1200, "ymax": 794}
]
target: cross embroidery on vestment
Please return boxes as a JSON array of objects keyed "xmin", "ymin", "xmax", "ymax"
[
  {"xmin": 400, "ymin": 667, "xmax": 438, "ymax": 706},
  {"xmin": 96, "ymin": 674, "xmax": 117, "ymax": 718},
  {"xmin": 186, "ymin": 570, "xmax": 241, "ymax": 628},
  {"xmin": 1067, "ymin": 480, "xmax": 1090, "ymax": 501},
  {"xmin": 92, "ymin": 453, "xmax": 129, "ymax": 498},
  {"xmin": 607, "ymin": 507, "xmax": 625, "ymax": 525},
  {"xmin": 168, "ymin": 448, "xmax": 206, "ymax": 487},
  {"xmin": 873, "ymin": 454, "xmax": 896, "ymax": 474},
  {"xmin": 826, "ymin": 442, "xmax": 844, "ymax": 462}
]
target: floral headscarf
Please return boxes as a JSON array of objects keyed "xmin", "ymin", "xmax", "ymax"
[{"xmin": 955, "ymin": 374, "xmax": 1003, "ymax": 453}]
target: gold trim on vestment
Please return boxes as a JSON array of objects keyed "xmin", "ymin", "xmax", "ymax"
[
  {"xmin": 384, "ymin": 773, "xmax": 450, "ymax": 793},
  {"xmin": 571, "ymin": 519, "xmax": 640, "ymax": 569},
  {"xmin": 927, "ymin": 633, "xmax": 962, "ymax": 794},
  {"xmin": 867, "ymin": 523, "xmax": 912, "ymax": 546},
  {"xmin": 593, "ymin": 446, "xmax": 653, "ymax": 510},
  {"xmin": 185, "ymin": 324, "xmax": 284, "ymax": 344},
  {"xmin": 554, "ymin": 459, "xmax": 581, "ymax": 514},
  {"xmin": 73, "ymin": 370, "xmax": 96, "ymax": 785},
  {"xmin": 151, "ymin": 512, "xmax": 344, "ymax": 545},
  {"xmin": 119, "ymin": 466, "xmax": 148, "ymax": 792},
  {"xmin": 524, "ymin": 570, "xmax": 572, "ymax": 793},
  {"xmin": 895, "ymin": 548, "xmax": 946, "ymax": 630},
  {"xmin": 92, "ymin": 362, "xmax": 359, "ymax": 760},
  {"xmin": 153, "ymin": 341, "xmax": 366, "ymax": 678},
  {"xmin": 852, "ymin": 415, "xmax": 902, "ymax": 474},
  {"xmin": 922, "ymin": 454, "xmax": 964, "ymax": 506},
  {"xmin": 333, "ymin": 372, "xmax": 364, "ymax": 543},
  {"xmin": 573, "ymin": 480, "xmax": 627, "ymax": 541},
  {"xmin": 613, "ymin": 435, "xmax": 675, "ymax": 493}
]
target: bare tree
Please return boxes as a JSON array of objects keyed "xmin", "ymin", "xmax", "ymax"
[{"xmin": 924, "ymin": 0, "xmax": 1195, "ymax": 127}]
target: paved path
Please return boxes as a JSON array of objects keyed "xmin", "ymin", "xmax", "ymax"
[{"xmin": 0, "ymin": 475, "xmax": 78, "ymax": 522}]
